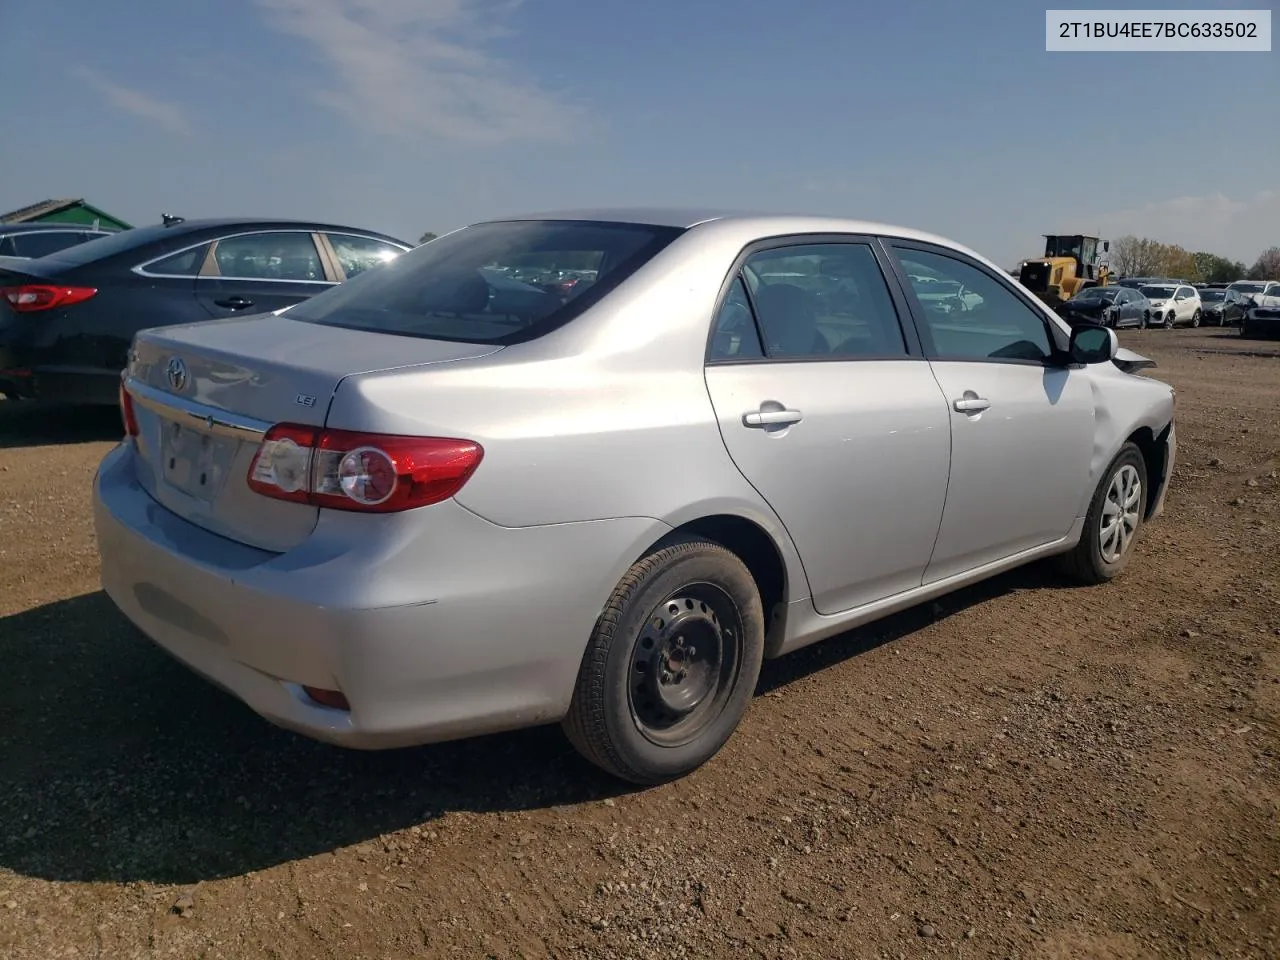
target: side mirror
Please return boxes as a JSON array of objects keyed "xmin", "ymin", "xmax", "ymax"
[{"xmin": 1069, "ymin": 324, "xmax": 1117, "ymax": 365}]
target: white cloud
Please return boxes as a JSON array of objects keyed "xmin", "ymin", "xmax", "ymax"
[
  {"xmin": 1069, "ymin": 188, "xmax": 1280, "ymax": 265},
  {"xmin": 76, "ymin": 68, "xmax": 193, "ymax": 137},
  {"xmin": 255, "ymin": 0, "xmax": 582, "ymax": 143}
]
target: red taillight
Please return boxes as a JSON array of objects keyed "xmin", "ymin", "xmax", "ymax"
[
  {"xmin": 1, "ymin": 284, "xmax": 97, "ymax": 313},
  {"xmin": 247, "ymin": 424, "xmax": 483, "ymax": 513},
  {"xmin": 119, "ymin": 382, "xmax": 139, "ymax": 437}
]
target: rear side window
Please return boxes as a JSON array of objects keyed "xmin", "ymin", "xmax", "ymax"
[
  {"xmin": 142, "ymin": 244, "xmax": 208, "ymax": 277},
  {"xmin": 0, "ymin": 236, "xmax": 15, "ymax": 256},
  {"xmin": 287, "ymin": 220, "xmax": 683, "ymax": 345},
  {"xmin": 711, "ymin": 242, "xmax": 907, "ymax": 361}
]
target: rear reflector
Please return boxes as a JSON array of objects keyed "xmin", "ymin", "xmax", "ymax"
[
  {"xmin": 247, "ymin": 424, "xmax": 483, "ymax": 513},
  {"xmin": 119, "ymin": 382, "xmax": 139, "ymax": 437},
  {"xmin": 1, "ymin": 284, "xmax": 98, "ymax": 313},
  {"xmin": 303, "ymin": 686, "xmax": 350, "ymax": 711}
]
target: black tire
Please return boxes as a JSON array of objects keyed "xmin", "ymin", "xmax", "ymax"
[
  {"xmin": 1059, "ymin": 443, "xmax": 1147, "ymax": 585},
  {"xmin": 1165, "ymin": 311, "xmax": 1175, "ymax": 328},
  {"xmin": 1139, "ymin": 311, "xmax": 1148, "ymax": 329},
  {"xmin": 562, "ymin": 538, "xmax": 766, "ymax": 784},
  {"xmin": 1191, "ymin": 308, "xmax": 1201, "ymax": 328}
]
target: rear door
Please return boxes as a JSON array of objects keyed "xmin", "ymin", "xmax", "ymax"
[
  {"xmin": 703, "ymin": 237, "xmax": 952, "ymax": 615},
  {"xmin": 195, "ymin": 230, "xmax": 333, "ymax": 318}
]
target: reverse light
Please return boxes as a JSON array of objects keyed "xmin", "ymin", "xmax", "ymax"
[
  {"xmin": 247, "ymin": 425, "xmax": 483, "ymax": 513},
  {"xmin": 1, "ymin": 284, "xmax": 98, "ymax": 313}
]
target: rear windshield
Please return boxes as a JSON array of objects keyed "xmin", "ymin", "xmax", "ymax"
[
  {"xmin": 286, "ymin": 220, "xmax": 684, "ymax": 344},
  {"xmin": 37, "ymin": 224, "xmax": 173, "ymax": 266},
  {"xmin": 1200, "ymin": 290, "xmax": 1225, "ymax": 301}
]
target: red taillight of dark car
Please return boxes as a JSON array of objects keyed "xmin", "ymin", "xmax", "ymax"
[
  {"xmin": 0, "ymin": 284, "xmax": 98, "ymax": 313},
  {"xmin": 247, "ymin": 425, "xmax": 484, "ymax": 513}
]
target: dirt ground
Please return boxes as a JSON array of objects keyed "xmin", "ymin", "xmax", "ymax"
[{"xmin": 1, "ymin": 328, "xmax": 1277, "ymax": 960}]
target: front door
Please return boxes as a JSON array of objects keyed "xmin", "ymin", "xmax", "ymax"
[
  {"xmin": 885, "ymin": 242, "xmax": 1097, "ymax": 583},
  {"xmin": 196, "ymin": 230, "xmax": 334, "ymax": 318},
  {"xmin": 703, "ymin": 238, "xmax": 952, "ymax": 615}
]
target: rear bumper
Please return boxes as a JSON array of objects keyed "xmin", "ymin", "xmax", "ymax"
[{"xmin": 93, "ymin": 443, "xmax": 669, "ymax": 749}]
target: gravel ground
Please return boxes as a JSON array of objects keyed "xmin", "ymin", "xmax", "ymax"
[{"xmin": 1, "ymin": 327, "xmax": 1278, "ymax": 959}]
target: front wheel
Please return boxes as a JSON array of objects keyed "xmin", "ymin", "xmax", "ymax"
[
  {"xmin": 1058, "ymin": 443, "xmax": 1147, "ymax": 585},
  {"xmin": 563, "ymin": 538, "xmax": 766, "ymax": 784},
  {"xmin": 1165, "ymin": 311, "xmax": 1175, "ymax": 328},
  {"xmin": 1191, "ymin": 308, "xmax": 1201, "ymax": 328}
]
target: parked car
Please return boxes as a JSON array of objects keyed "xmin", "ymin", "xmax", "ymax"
[
  {"xmin": 0, "ymin": 221, "xmax": 117, "ymax": 259},
  {"xmin": 1140, "ymin": 283, "xmax": 1202, "ymax": 327},
  {"xmin": 1226, "ymin": 279, "xmax": 1280, "ymax": 306},
  {"xmin": 94, "ymin": 209, "xmax": 1177, "ymax": 785},
  {"xmin": 1198, "ymin": 288, "xmax": 1250, "ymax": 326},
  {"xmin": 0, "ymin": 218, "xmax": 411, "ymax": 405},
  {"xmin": 1058, "ymin": 285, "xmax": 1151, "ymax": 329},
  {"xmin": 1240, "ymin": 282, "xmax": 1280, "ymax": 339}
]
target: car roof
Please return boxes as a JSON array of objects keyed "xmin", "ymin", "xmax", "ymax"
[
  {"xmin": 481, "ymin": 206, "xmax": 981, "ymax": 253},
  {"xmin": 0, "ymin": 221, "xmax": 116, "ymax": 234},
  {"xmin": 138, "ymin": 217, "xmax": 408, "ymax": 238}
]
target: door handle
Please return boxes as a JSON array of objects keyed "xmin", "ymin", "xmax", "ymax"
[
  {"xmin": 953, "ymin": 396, "xmax": 990, "ymax": 413},
  {"xmin": 743, "ymin": 408, "xmax": 803, "ymax": 428},
  {"xmin": 214, "ymin": 297, "xmax": 254, "ymax": 310}
]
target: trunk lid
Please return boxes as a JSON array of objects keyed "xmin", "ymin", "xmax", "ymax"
[{"xmin": 125, "ymin": 314, "xmax": 501, "ymax": 551}]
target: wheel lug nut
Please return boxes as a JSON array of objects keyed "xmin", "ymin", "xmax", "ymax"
[{"xmin": 661, "ymin": 671, "xmax": 672, "ymax": 684}]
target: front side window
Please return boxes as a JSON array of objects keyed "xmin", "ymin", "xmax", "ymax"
[
  {"xmin": 894, "ymin": 246, "xmax": 1053, "ymax": 363},
  {"xmin": 327, "ymin": 234, "xmax": 405, "ymax": 279},
  {"xmin": 213, "ymin": 232, "xmax": 325, "ymax": 281},
  {"xmin": 287, "ymin": 220, "xmax": 683, "ymax": 344},
  {"xmin": 727, "ymin": 242, "xmax": 906, "ymax": 359}
]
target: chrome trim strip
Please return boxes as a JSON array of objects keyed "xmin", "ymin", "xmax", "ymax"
[
  {"xmin": 126, "ymin": 379, "xmax": 270, "ymax": 440},
  {"xmin": 131, "ymin": 229, "xmax": 411, "ymax": 280}
]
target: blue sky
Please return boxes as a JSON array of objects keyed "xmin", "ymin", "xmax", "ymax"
[{"xmin": 2, "ymin": 0, "xmax": 1276, "ymax": 268}]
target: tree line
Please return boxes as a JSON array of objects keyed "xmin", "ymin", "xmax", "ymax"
[{"xmin": 1109, "ymin": 236, "xmax": 1280, "ymax": 283}]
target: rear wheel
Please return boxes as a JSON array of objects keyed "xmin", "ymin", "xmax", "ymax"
[
  {"xmin": 1139, "ymin": 311, "xmax": 1149, "ymax": 329},
  {"xmin": 1059, "ymin": 443, "xmax": 1146, "ymax": 585},
  {"xmin": 563, "ymin": 538, "xmax": 766, "ymax": 784}
]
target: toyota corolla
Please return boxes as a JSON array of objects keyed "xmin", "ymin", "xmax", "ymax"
[{"xmin": 94, "ymin": 210, "xmax": 1176, "ymax": 784}]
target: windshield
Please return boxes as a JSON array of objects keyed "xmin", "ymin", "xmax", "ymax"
[
  {"xmin": 1141, "ymin": 285, "xmax": 1176, "ymax": 299},
  {"xmin": 1072, "ymin": 287, "xmax": 1117, "ymax": 301},
  {"xmin": 1200, "ymin": 290, "xmax": 1225, "ymax": 301},
  {"xmin": 286, "ymin": 220, "xmax": 684, "ymax": 344}
]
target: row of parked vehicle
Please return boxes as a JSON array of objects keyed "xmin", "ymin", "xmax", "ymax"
[{"xmin": 1056, "ymin": 275, "xmax": 1280, "ymax": 337}]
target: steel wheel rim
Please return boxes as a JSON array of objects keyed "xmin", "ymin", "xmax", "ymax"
[
  {"xmin": 628, "ymin": 582, "xmax": 743, "ymax": 748},
  {"xmin": 1099, "ymin": 464, "xmax": 1142, "ymax": 564}
]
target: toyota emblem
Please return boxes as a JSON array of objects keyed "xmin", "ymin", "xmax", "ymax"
[{"xmin": 166, "ymin": 356, "xmax": 189, "ymax": 392}]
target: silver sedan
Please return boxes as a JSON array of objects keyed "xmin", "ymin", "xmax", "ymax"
[{"xmin": 94, "ymin": 210, "xmax": 1177, "ymax": 784}]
